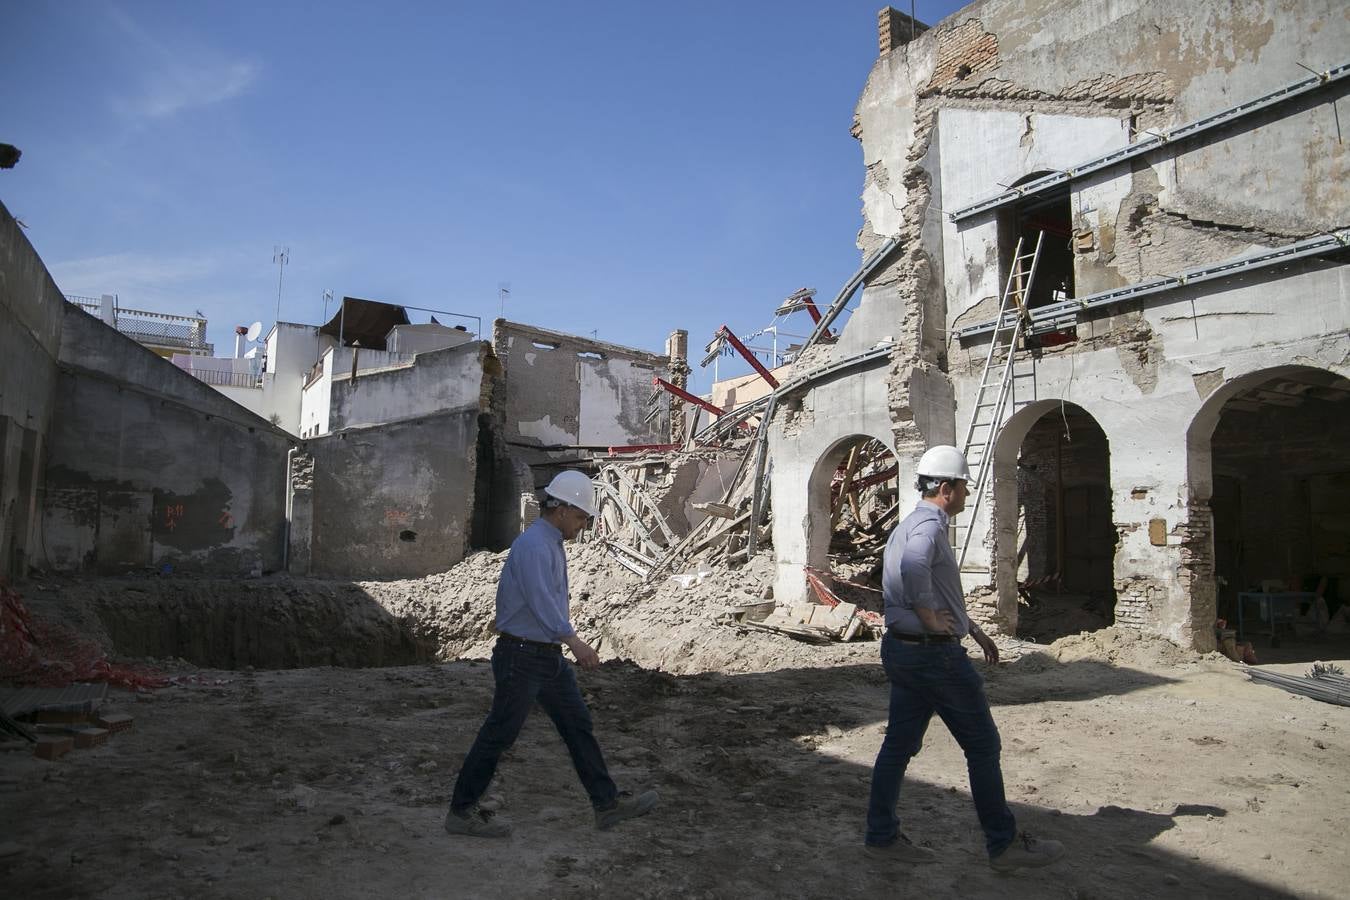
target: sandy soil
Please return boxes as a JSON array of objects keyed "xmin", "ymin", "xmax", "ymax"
[{"xmin": 4, "ymin": 617, "xmax": 1348, "ymax": 899}]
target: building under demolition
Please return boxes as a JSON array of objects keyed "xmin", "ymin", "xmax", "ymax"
[
  {"xmin": 763, "ymin": 0, "xmax": 1347, "ymax": 651},
  {"xmin": 2, "ymin": 0, "xmax": 1346, "ymax": 658}
]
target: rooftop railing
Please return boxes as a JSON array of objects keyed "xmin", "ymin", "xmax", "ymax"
[
  {"xmin": 65, "ymin": 295, "xmax": 214, "ymax": 354},
  {"xmin": 185, "ymin": 368, "xmax": 263, "ymax": 390}
]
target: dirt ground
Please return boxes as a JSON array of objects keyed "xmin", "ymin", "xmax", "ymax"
[{"xmin": 3, "ymin": 547, "xmax": 1349, "ymax": 899}]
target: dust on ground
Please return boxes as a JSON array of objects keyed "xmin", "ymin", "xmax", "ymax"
[{"xmin": 3, "ymin": 544, "xmax": 1348, "ymax": 899}]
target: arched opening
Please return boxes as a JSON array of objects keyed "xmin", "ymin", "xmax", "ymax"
[
  {"xmin": 1196, "ymin": 367, "xmax": 1350, "ymax": 662},
  {"xmin": 1005, "ymin": 402, "xmax": 1115, "ymax": 641},
  {"xmin": 805, "ymin": 435, "xmax": 900, "ymax": 613}
]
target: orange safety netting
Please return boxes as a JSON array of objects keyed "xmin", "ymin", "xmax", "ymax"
[{"xmin": 0, "ymin": 581, "xmax": 167, "ymax": 691}]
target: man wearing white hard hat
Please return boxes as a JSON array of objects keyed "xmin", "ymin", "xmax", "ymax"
[
  {"xmin": 446, "ymin": 470, "xmax": 658, "ymax": 837},
  {"xmin": 864, "ymin": 446, "xmax": 1063, "ymax": 872}
]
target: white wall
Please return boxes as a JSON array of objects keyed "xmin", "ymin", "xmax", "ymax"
[
  {"xmin": 263, "ymin": 323, "xmax": 327, "ymax": 434},
  {"xmin": 938, "ymin": 108, "xmax": 1128, "ymax": 330},
  {"xmin": 386, "ymin": 324, "xmax": 474, "ymax": 355}
]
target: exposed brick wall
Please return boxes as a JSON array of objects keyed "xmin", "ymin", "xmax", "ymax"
[
  {"xmin": 923, "ymin": 20, "xmax": 999, "ymax": 94},
  {"xmin": 934, "ymin": 71, "xmax": 1173, "ymax": 106},
  {"xmin": 1114, "ymin": 575, "xmax": 1163, "ymax": 630},
  {"xmin": 1176, "ymin": 499, "xmax": 1216, "ymax": 646}
]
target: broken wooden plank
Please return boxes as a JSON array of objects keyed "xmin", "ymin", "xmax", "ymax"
[
  {"xmin": 692, "ymin": 501, "xmax": 737, "ymax": 519},
  {"xmin": 606, "ymin": 464, "xmax": 679, "ymax": 547},
  {"xmin": 594, "ymin": 479, "xmax": 663, "ymax": 558},
  {"xmin": 738, "ymin": 620, "xmax": 834, "ymax": 644}
]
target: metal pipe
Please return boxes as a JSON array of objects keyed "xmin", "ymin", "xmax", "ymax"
[
  {"xmin": 283, "ymin": 446, "xmax": 297, "ymax": 572},
  {"xmin": 802, "ymin": 236, "xmax": 903, "ymax": 351},
  {"xmin": 956, "ymin": 230, "xmax": 1350, "ymax": 340}
]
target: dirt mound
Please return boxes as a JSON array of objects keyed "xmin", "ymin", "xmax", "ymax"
[
  {"xmin": 1046, "ymin": 625, "xmax": 1194, "ymax": 668},
  {"xmin": 20, "ymin": 577, "xmax": 436, "ymax": 669}
]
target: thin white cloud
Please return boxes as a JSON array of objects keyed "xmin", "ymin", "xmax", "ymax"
[
  {"xmin": 50, "ymin": 251, "xmax": 224, "ymax": 304},
  {"xmin": 105, "ymin": 6, "xmax": 259, "ymax": 121}
]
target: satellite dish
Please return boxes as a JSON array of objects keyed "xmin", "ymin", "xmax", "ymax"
[{"xmin": 245, "ymin": 321, "xmax": 263, "ymax": 342}]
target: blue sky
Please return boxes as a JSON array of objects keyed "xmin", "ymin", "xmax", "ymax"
[{"xmin": 3, "ymin": 1, "xmax": 966, "ymax": 393}]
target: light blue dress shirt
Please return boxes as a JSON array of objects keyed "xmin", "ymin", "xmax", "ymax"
[
  {"xmin": 494, "ymin": 518, "xmax": 576, "ymax": 643},
  {"xmin": 882, "ymin": 500, "xmax": 972, "ymax": 637}
]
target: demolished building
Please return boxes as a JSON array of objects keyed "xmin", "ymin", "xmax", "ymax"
[
  {"xmin": 762, "ymin": 1, "xmax": 1348, "ymax": 650},
  {"xmin": 3, "ymin": 0, "xmax": 1347, "ymax": 659}
]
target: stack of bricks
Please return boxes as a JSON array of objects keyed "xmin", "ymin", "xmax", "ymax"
[
  {"xmin": 878, "ymin": 6, "xmax": 930, "ymax": 55},
  {"xmin": 26, "ymin": 709, "xmax": 132, "ymax": 759}
]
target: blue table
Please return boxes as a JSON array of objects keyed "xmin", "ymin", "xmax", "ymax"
[{"xmin": 1236, "ymin": 592, "xmax": 1317, "ymax": 645}]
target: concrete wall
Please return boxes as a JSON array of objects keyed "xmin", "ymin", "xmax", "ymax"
[
  {"xmin": 43, "ymin": 305, "xmax": 293, "ymax": 574},
  {"xmin": 494, "ymin": 320, "xmax": 671, "ymax": 449},
  {"xmin": 768, "ymin": 0, "xmax": 1349, "ymax": 649},
  {"xmin": 0, "ymin": 202, "xmax": 65, "ymax": 579},
  {"xmin": 328, "ymin": 341, "xmax": 487, "ymax": 432},
  {"xmin": 304, "ymin": 406, "xmax": 480, "ymax": 578}
]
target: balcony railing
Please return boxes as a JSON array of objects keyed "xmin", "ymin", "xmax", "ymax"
[
  {"xmin": 66, "ymin": 295, "xmax": 214, "ymax": 354},
  {"xmin": 185, "ymin": 368, "xmax": 263, "ymax": 390}
]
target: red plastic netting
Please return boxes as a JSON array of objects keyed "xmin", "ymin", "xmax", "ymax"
[{"xmin": 0, "ymin": 582, "xmax": 167, "ymax": 691}]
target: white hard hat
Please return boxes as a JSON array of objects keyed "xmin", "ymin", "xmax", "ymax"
[
  {"xmin": 543, "ymin": 470, "xmax": 598, "ymax": 518},
  {"xmin": 916, "ymin": 445, "xmax": 972, "ymax": 481}
]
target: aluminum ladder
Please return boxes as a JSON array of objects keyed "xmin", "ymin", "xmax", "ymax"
[{"xmin": 956, "ymin": 231, "xmax": 1043, "ymax": 568}]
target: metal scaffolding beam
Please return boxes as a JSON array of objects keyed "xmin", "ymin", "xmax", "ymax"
[
  {"xmin": 948, "ymin": 62, "xmax": 1350, "ymax": 223},
  {"xmin": 954, "ymin": 229, "xmax": 1350, "ymax": 340},
  {"xmin": 801, "ymin": 236, "xmax": 904, "ymax": 351}
]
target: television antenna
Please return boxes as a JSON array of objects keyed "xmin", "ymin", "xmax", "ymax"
[
  {"xmin": 498, "ymin": 282, "xmax": 510, "ymax": 318},
  {"xmin": 273, "ymin": 245, "xmax": 290, "ymax": 323}
]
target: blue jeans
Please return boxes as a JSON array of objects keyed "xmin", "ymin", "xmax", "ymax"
[
  {"xmin": 865, "ymin": 634, "xmax": 1017, "ymax": 857},
  {"xmin": 451, "ymin": 638, "xmax": 618, "ymax": 812}
]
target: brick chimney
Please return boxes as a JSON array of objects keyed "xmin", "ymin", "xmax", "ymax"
[{"xmin": 878, "ymin": 6, "xmax": 930, "ymax": 54}]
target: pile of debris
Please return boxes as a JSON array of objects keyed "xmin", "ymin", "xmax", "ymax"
[
  {"xmin": 0, "ymin": 582, "xmax": 166, "ymax": 691},
  {"xmin": 0, "ymin": 681, "xmax": 135, "ymax": 761},
  {"xmin": 592, "ymin": 439, "xmax": 768, "ymax": 582}
]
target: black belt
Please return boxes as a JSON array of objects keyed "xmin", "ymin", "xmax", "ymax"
[
  {"xmin": 887, "ymin": 629, "xmax": 957, "ymax": 644},
  {"xmin": 498, "ymin": 632, "xmax": 562, "ymax": 653}
]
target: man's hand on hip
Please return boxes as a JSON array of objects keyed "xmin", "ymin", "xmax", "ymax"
[
  {"xmin": 915, "ymin": 607, "xmax": 958, "ymax": 635},
  {"xmin": 565, "ymin": 636, "xmax": 601, "ymax": 670}
]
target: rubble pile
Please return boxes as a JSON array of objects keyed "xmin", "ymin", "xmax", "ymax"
[{"xmin": 360, "ymin": 540, "xmax": 879, "ymax": 675}]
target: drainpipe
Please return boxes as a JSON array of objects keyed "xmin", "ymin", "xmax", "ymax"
[
  {"xmin": 283, "ymin": 446, "xmax": 297, "ymax": 572},
  {"xmin": 1055, "ymin": 430, "xmax": 1064, "ymax": 594}
]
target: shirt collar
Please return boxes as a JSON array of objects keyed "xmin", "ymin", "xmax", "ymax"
[
  {"xmin": 534, "ymin": 517, "xmax": 564, "ymax": 542},
  {"xmin": 916, "ymin": 499, "xmax": 950, "ymax": 527}
]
